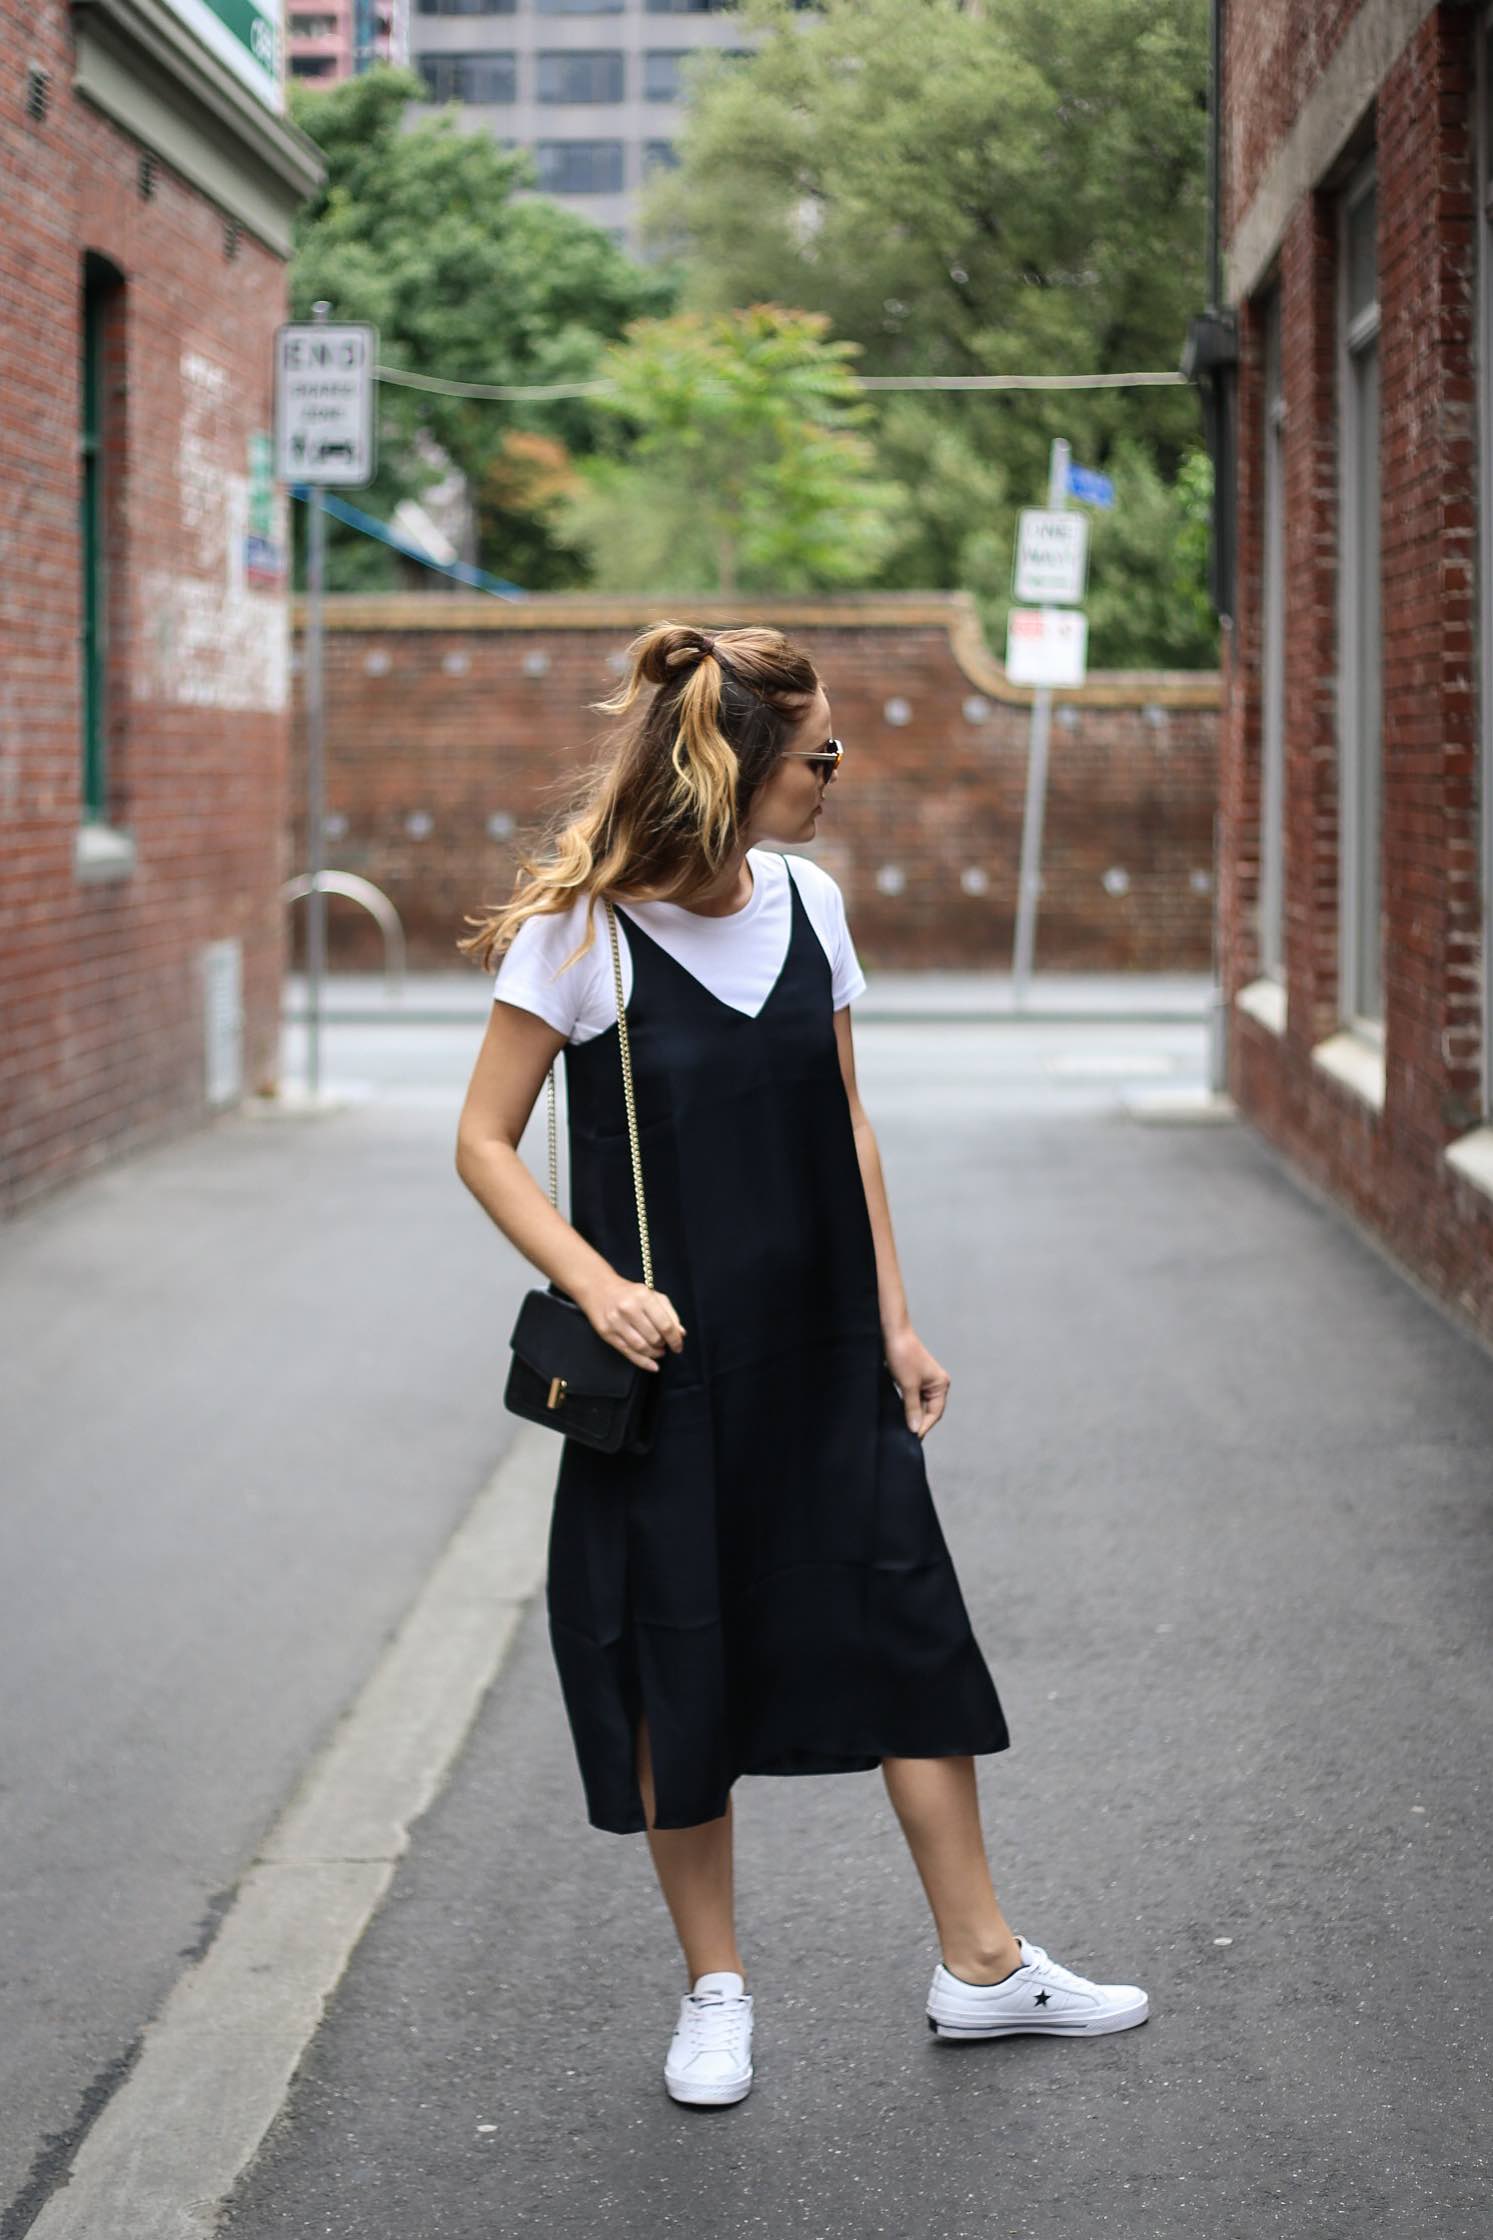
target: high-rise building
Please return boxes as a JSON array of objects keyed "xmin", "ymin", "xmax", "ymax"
[
  {"xmin": 289, "ymin": 0, "xmax": 410, "ymax": 85},
  {"xmin": 407, "ymin": 0, "xmax": 777, "ymax": 256}
]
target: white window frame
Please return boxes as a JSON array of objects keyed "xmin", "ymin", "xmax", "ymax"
[
  {"xmin": 1259, "ymin": 284, "xmax": 1287, "ymax": 986},
  {"xmin": 1336, "ymin": 155, "xmax": 1384, "ymax": 1039},
  {"xmin": 1475, "ymin": 17, "xmax": 1493, "ymax": 1117}
]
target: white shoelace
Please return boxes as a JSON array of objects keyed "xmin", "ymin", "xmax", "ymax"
[
  {"xmin": 680, "ymin": 1992, "xmax": 750, "ymax": 2057},
  {"xmin": 1018, "ymin": 1941, "xmax": 1091, "ymax": 1994}
]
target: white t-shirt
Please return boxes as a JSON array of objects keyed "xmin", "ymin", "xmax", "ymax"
[{"xmin": 492, "ymin": 846, "xmax": 867, "ymax": 1046}]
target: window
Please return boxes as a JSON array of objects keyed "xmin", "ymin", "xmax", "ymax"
[
  {"xmin": 1258, "ymin": 286, "xmax": 1286, "ymax": 985},
  {"xmin": 646, "ymin": 0, "xmax": 736, "ymax": 11},
  {"xmin": 80, "ymin": 255, "xmax": 123, "ymax": 826},
  {"xmin": 290, "ymin": 52, "xmax": 337, "ymax": 74},
  {"xmin": 537, "ymin": 0, "xmax": 623, "ymax": 13},
  {"xmin": 643, "ymin": 138, "xmax": 680, "ymax": 172},
  {"xmin": 1337, "ymin": 158, "xmax": 1382, "ymax": 1032},
  {"xmin": 537, "ymin": 49, "xmax": 624, "ymax": 102},
  {"xmin": 289, "ymin": 12, "xmax": 338, "ymax": 33},
  {"xmin": 416, "ymin": 50, "xmax": 516, "ymax": 101},
  {"xmin": 534, "ymin": 140, "xmax": 624, "ymax": 193},
  {"xmin": 1476, "ymin": 21, "xmax": 1493, "ymax": 1114},
  {"xmin": 416, "ymin": 0, "xmax": 515, "ymax": 12},
  {"xmin": 644, "ymin": 49, "xmax": 687, "ymax": 99}
]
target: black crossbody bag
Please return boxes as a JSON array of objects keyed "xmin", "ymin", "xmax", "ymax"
[{"xmin": 503, "ymin": 898, "xmax": 664, "ymax": 1456}]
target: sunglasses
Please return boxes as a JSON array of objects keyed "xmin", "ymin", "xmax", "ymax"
[{"xmin": 785, "ymin": 737, "xmax": 844, "ymax": 782}]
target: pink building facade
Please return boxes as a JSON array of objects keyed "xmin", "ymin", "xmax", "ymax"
[{"xmin": 288, "ymin": 0, "xmax": 408, "ymax": 86}]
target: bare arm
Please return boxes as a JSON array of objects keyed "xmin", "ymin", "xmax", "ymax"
[
  {"xmin": 832, "ymin": 1004, "xmax": 950, "ymax": 1437},
  {"xmin": 455, "ymin": 999, "xmax": 685, "ymax": 1372}
]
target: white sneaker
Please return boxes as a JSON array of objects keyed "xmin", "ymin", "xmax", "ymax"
[
  {"xmin": 663, "ymin": 1969, "xmax": 754, "ymax": 2105},
  {"xmin": 926, "ymin": 1934, "xmax": 1149, "ymax": 2039}
]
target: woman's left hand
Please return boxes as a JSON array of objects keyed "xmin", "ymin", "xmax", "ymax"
[{"xmin": 883, "ymin": 1327, "xmax": 951, "ymax": 1439}]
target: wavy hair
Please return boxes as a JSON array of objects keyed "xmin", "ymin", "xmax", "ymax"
[{"xmin": 456, "ymin": 619, "xmax": 820, "ymax": 977}]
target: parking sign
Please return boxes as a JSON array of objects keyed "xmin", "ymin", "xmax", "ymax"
[
  {"xmin": 1013, "ymin": 508, "xmax": 1089, "ymax": 604},
  {"xmin": 274, "ymin": 323, "xmax": 378, "ymax": 486}
]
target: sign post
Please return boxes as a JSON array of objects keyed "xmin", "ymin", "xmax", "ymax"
[
  {"xmin": 1009, "ymin": 438, "xmax": 1079, "ymax": 1009},
  {"xmin": 273, "ymin": 305, "xmax": 377, "ymax": 1100}
]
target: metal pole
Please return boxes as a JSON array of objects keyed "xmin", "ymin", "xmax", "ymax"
[
  {"xmin": 305, "ymin": 300, "xmax": 330, "ymax": 1101},
  {"xmin": 1011, "ymin": 436, "xmax": 1069, "ymax": 1009}
]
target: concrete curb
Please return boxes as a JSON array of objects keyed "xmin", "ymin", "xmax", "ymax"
[{"xmin": 23, "ymin": 1426, "xmax": 557, "ymax": 2240}]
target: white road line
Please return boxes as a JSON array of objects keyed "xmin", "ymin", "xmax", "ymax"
[{"xmin": 25, "ymin": 1425, "xmax": 558, "ymax": 2240}]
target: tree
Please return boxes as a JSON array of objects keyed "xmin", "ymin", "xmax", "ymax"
[
  {"xmin": 287, "ymin": 67, "xmax": 676, "ymax": 590},
  {"xmin": 559, "ymin": 304, "xmax": 905, "ymax": 596},
  {"xmin": 642, "ymin": 0, "xmax": 1217, "ymax": 666}
]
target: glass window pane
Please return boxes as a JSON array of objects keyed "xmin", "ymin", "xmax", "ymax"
[
  {"xmin": 417, "ymin": 50, "xmax": 516, "ymax": 100},
  {"xmin": 1355, "ymin": 338, "xmax": 1382, "ymax": 1017},
  {"xmin": 1347, "ymin": 181, "xmax": 1377, "ymax": 322},
  {"xmin": 537, "ymin": 50, "xmax": 624, "ymax": 102},
  {"xmin": 645, "ymin": 49, "xmax": 687, "ymax": 99},
  {"xmin": 1259, "ymin": 288, "xmax": 1286, "ymax": 979},
  {"xmin": 534, "ymin": 140, "xmax": 625, "ymax": 192}
]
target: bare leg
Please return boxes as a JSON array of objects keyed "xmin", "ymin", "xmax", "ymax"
[
  {"xmin": 881, "ymin": 1754, "xmax": 1023, "ymax": 1982},
  {"xmin": 636, "ymin": 1714, "xmax": 748, "ymax": 1989}
]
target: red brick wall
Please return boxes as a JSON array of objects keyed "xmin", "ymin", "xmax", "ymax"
[
  {"xmin": 0, "ymin": 1, "xmax": 293, "ymax": 1217},
  {"xmin": 1224, "ymin": 0, "xmax": 1367, "ymax": 238},
  {"xmin": 286, "ymin": 595, "xmax": 1221, "ymax": 974},
  {"xmin": 1223, "ymin": 3, "xmax": 1493, "ymax": 1346}
]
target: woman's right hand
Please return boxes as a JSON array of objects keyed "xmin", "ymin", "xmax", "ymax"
[{"xmin": 582, "ymin": 1271, "xmax": 686, "ymax": 1371}]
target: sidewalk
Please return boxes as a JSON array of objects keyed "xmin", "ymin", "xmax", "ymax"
[
  {"xmin": 283, "ymin": 966, "xmax": 1216, "ymax": 1026},
  {"xmin": 0, "ymin": 1083, "xmax": 537, "ymax": 2227}
]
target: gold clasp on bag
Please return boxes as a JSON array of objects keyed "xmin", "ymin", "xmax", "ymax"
[{"xmin": 547, "ymin": 1375, "xmax": 568, "ymax": 1410}]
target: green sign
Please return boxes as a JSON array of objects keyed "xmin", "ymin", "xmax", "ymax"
[
  {"xmin": 162, "ymin": 0, "xmax": 281, "ymax": 111},
  {"xmin": 248, "ymin": 433, "xmax": 275, "ymax": 536}
]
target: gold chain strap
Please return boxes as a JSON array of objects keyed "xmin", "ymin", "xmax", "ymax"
[{"xmin": 543, "ymin": 896, "xmax": 653, "ymax": 1291}]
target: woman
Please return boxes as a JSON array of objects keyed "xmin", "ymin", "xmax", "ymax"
[{"xmin": 455, "ymin": 621, "xmax": 1148, "ymax": 2108}]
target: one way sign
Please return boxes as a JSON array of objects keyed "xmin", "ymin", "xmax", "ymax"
[{"xmin": 274, "ymin": 322, "xmax": 378, "ymax": 486}]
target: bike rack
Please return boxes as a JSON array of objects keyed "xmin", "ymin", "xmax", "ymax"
[{"xmin": 282, "ymin": 871, "xmax": 407, "ymax": 995}]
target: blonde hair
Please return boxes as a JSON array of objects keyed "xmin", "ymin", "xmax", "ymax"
[{"xmin": 457, "ymin": 619, "xmax": 820, "ymax": 977}]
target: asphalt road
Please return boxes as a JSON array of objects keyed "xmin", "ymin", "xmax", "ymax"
[
  {"xmin": 6, "ymin": 994, "xmax": 1490, "ymax": 2238},
  {"xmin": 220, "ymin": 1017, "xmax": 1489, "ymax": 2239}
]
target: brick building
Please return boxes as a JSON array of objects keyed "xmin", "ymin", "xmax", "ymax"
[
  {"xmin": 1215, "ymin": 0, "xmax": 1493, "ymax": 1344},
  {"xmin": 287, "ymin": 593, "xmax": 1220, "ymax": 974},
  {"xmin": 1, "ymin": 1, "xmax": 322, "ymax": 1216}
]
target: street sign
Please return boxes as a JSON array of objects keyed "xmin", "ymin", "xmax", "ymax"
[
  {"xmin": 274, "ymin": 323, "xmax": 378, "ymax": 486},
  {"xmin": 1006, "ymin": 605, "xmax": 1089, "ymax": 688},
  {"xmin": 1013, "ymin": 508, "xmax": 1089, "ymax": 603},
  {"xmin": 1066, "ymin": 462, "xmax": 1116, "ymax": 509}
]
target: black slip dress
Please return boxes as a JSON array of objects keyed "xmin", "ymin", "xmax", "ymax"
[{"xmin": 545, "ymin": 854, "xmax": 1011, "ymax": 1833}]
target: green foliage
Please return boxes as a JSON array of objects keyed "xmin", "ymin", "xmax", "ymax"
[
  {"xmin": 642, "ymin": 0, "xmax": 1219, "ymax": 666},
  {"xmin": 561, "ymin": 305, "xmax": 905, "ymax": 594},
  {"xmin": 287, "ymin": 67, "xmax": 676, "ymax": 590}
]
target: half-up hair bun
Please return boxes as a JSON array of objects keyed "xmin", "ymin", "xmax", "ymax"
[
  {"xmin": 456, "ymin": 615, "xmax": 823, "ymax": 968},
  {"xmin": 628, "ymin": 620, "xmax": 717, "ymax": 691}
]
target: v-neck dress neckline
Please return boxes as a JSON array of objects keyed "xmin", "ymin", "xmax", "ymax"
[
  {"xmin": 612, "ymin": 854, "xmax": 795, "ymax": 1025},
  {"xmin": 543, "ymin": 851, "xmax": 1010, "ymax": 1834}
]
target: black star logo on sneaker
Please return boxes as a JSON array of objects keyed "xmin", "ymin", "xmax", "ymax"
[{"xmin": 1034, "ymin": 1989, "xmax": 1050, "ymax": 2006}]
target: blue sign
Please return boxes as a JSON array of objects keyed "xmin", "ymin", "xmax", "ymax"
[
  {"xmin": 244, "ymin": 533, "xmax": 284, "ymax": 590},
  {"xmin": 1066, "ymin": 463, "xmax": 1115, "ymax": 509}
]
